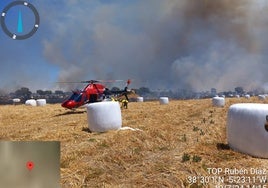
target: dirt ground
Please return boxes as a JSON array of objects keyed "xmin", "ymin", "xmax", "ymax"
[{"xmin": 0, "ymin": 97, "xmax": 267, "ymax": 187}]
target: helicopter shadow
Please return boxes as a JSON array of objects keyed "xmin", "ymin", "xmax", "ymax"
[{"xmin": 54, "ymin": 110, "xmax": 87, "ymax": 117}]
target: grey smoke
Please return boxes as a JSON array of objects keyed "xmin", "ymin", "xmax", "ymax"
[{"xmin": 2, "ymin": 0, "xmax": 268, "ymax": 92}]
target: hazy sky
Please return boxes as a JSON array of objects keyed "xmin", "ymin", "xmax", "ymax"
[{"xmin": 1, "ymin": 0, "xmax": 268, "ymax": 92}]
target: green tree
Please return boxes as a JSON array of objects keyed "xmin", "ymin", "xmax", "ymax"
[
  {"xmin": 235, "ymin": 87, "xmax": 244, "ymax": 94},
  {"xmin": 15, "ymin": 87, "xmax": 32, "ymax": 99}
]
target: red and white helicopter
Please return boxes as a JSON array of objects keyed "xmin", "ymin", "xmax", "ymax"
[{"xmin": 60, "ymin": 79, "xmax": 131, "ymax": 109}]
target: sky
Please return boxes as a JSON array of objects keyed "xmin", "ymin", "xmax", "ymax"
[{"xmin": 1, "ymin": 0, "xmax": 268, "ymax": 93}]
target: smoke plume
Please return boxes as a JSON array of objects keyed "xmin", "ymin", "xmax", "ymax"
[{"xmin": 2, "ymin": 0, "xmax": 268, "ymax": 92}]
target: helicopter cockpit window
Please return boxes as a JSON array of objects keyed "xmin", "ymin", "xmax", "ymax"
[
  {"xmin": 75, "ymin": 94, "xmax": 83, "ymax": 102},
  {"xmin": 69, "ymin": 93, "xmax": 83, "ymax": 102}
]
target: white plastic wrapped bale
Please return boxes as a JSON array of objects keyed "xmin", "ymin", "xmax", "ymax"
[
  {"xmin": 258, "ymin": 95, "xmax": 266, "ymax": 100},
  {"xmin": 12, "ymin": 98, "xmax": 20, "ymax": 103},
  {"xmin": 36, "ymin": 99, "xmax": 46, "ymax": 106},
  {"xmin": 86, "ymin": 102, "xmax": 122, "ymax": 132},
  {"xmin": 103, "ymin": 98, "xmax": 112, "ymax": 102},
  {"xmin": 12, "ymin": 98, "xmax": 20, "ymax": 105},
  {"xmin": 136, "ymin": 97, "xmax": 144, "ymax": 102},
  {"xmin": 212, "ymin": 97, "xmax": 225, "ymax": 107},
  {"xmin": 159, "ymin": 97, "xmax": 169, "ymax": 105},
  {"xmin": 244, "ymin": 94, "xmax": 250, "ymax": 99},
  {"xmin": 227, "ymin": 103, "xmax": 268, "ymax": 158},
  {"xmin": 25, "ymin": 99, "xmax": 37, "ymax": 106}
]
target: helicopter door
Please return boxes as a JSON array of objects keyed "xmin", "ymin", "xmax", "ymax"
[{"xmin": 81, "ymin": 93, "xmax": 87, "ymax": 103}]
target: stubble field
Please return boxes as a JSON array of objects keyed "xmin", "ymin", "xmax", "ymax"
[{"xmin": 0, "ymin": 97, "xmax": 267, "ymax": 187}]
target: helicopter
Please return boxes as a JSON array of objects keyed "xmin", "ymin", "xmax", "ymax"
[{"xmin": 60, "ymin": 79, "xmax": 131, "ymax": 109}]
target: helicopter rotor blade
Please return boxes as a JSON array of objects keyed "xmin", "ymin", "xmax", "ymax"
[
  {"xmin": 57, "ymin": 79, "xmax": 129, "ymax": 84},
  {"xmin": 95, "ymin": 79, "xmax": 124, "ymax": 83},
  {"xmin": 57, "ymin": 80, "xmax": 100, "ymax": 84},
  {"xmin": 74, "ymin": 79, "xmax": 125, "ymax": 84},
  {"xmin": 56, "ymin": 81, "xmax": 83, "ymax": 84},
  {"xmin": 81, "ymin": 80, "xmax": 100, "ymax": 83}
]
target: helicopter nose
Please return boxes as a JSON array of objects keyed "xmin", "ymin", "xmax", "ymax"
[{"xmin": 62, "ymin": 100, "xmax": 75, "ymax": 109}]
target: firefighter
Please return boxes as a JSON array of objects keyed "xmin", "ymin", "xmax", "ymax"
[{"xmin": 121, "ymin": 99, "xmax": 128, "ymax": 109}]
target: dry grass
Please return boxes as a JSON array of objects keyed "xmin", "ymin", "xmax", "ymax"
[{"xmin": 0, "ymin": 97, "xmax": 267, "ymax": 187}]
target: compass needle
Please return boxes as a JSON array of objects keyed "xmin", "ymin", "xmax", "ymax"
[
  {"xmin": 1, "ymin": 1, "xmax": 40, "ymax": 40},
  {"xmin": 17, "ymin": 10, "xmax": 23, "ymax": 33}
]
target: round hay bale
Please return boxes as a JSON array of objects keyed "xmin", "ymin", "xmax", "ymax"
[
  {"xmin": 36, "ymin": 99, "xmax": 46, "ymax": 106},
  {"xmin": 227, "ymin": 103, "xmax": 268, "ymax": 158},
  {"xmin": 86, "ymin": 102, "xmax": 122, "ymax": 132},
  {"xmin": 235, "ymin": 95, "xmax": 240, "ymax": 98},
  {"xmin": 12, "ymin": 98, "xmax": 20, "ymax": 103},
  {"xmin": 136, "ymin": 97, "xmax": 144, "ymax": 102},
  {"xmin": 258, "ymin": 95, "xmax": 266, "ymax": 100},
  {"xmin": 103, "ymin": 98, "xmax": 112, "ymax": 102},
  {"xmin": 25, "ymin": 99, "xmax": 37, "ymax": 106},
  {"xmin": 159, "ymin": 97, "xmax": 169, "ymax": 105},
  {"xmin": 244, "ymin": 94, "xmax": 250, "ymax": 99},
  {"xmin": 212, "ymin": 97, "xmax": 225, "ymax": 107}
]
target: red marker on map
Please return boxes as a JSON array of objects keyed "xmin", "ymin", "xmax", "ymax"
[{"xmin": 26, "ymin": 161, "xmax": 34, "ymax": 171}]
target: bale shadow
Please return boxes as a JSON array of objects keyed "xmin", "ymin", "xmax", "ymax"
[
  {"xmin": 54, "ymin": 110, "xmax": 86, "ymax": 117},
  {"xmin": 82, "ymin": 127, "xmax": 92, "ymax": 133},
  {"xmin": 217, "ymin": 143, "xmax": 230, "ymax": 150}
]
